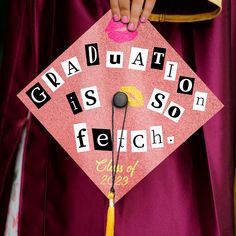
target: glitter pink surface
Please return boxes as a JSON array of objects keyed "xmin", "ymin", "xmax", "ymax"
[{"xmin": 17, "ymin": 11, "xmax": 223, "ymax": 202}]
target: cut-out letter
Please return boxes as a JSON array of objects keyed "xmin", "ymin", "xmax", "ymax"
[
  {"xmin": 150, "ymin": 126, "xmax": 164, "ymax": 148},
  {"xmin": 80, "ymin": 86, "xmax": 101, "ymax": 111},
  {"xmin": 151, "ymin": 47, "xmax": 166, "ymax": 70},
  {"xmin": 164, "ymin": 101, "xmax": 185, "ymax": 123},
  {"xmin": 92, "ymin": 129, "xmax": 112, "ymax": 151},
  {"xmin": 61, "ymin": 56, "xmax": 82, "ymax": 77},
  {"xmin": 74, "ymin": 123, "xmax": 90, "ymax": 152},
  {"xmin": 164, "ymin": 61, "xmax": 178, "ymax": 81},
  {"xmin": 147, "ymin": 88, "xmax": 170, "ymax": 114},
  {"xmin": 66, "ymin": 92, "xmax": 83, "ymax": 114},
  {"xmin": 128, "ymin": 47, "xmax": 148, "ymax": 71},
  {"xmin": 131, "ymin": 130, "xmax": 147, "ymax": 152},
  {"xmin": 193, "ymin": 91, "xmax": 208, "ymax": 111},
  {"xmin": 177, "ymin": 76, "xmax": 195, "ymax": 95},
  {"xmin": 85, "ymin": 43, "xmax": 100, "ymax": 66},
  {"xmin": 106, "ymin": 51, "xmax": 124, "ymax": 68},
  {"xmin": 117, "ymin": 130, "xmax": 127, "ymax": 152},
  {"xmin": 42, "ymin": 67, "xmax": 64, "ymax": 92},
  {"xmin": 26, "ymin": 82, "xmax": 51, "ymax": 109}
]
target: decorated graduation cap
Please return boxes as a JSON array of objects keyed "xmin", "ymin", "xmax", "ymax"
[{"xmin": 18, "ymin": 11, "xmax": 223, "ymax": 236}]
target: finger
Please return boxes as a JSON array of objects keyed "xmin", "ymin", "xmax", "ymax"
[
  {"xmin": 140, "ymin": 0, "xmax": 156, "ymax": 23},
  {"xmin": 110, "ymin": 0, "xmax": 121, "ymax": 21},
  {"xmin": 119, "ymin": 0, "xmax": 131, "ymax": 23},
  {"xmin": 128, "ymin": 0, "xmax": 144, "ymax": 31}
]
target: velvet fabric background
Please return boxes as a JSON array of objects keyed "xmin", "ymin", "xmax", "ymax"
[{"xmin": 0, "ymin": 0, "xmax": 235, "ymax": 235}]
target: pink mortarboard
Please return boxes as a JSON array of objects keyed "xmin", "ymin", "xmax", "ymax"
[{"xmin": 17, "ymin": 11, "xmax": 223, "ymax": 206}]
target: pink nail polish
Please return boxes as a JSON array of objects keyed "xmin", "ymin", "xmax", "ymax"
[
  {"xmin": 128, "ymin": 23, "xmax": 135, "ymax": 31},
  {"xmin": 121, "ymin": 16, "xmax": 129, "ymax": 23},
  {"xmin": 140, "ymin": 16, "xmax": 146, "ymax": 23},
  {"xmin": 113, "ymin": 15, "xmax": 119, "ymax": 22}
]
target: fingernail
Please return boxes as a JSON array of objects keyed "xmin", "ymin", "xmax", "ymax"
[
  {"xmin": 121, "ymin": 16, "xmax": 129, "ymax": 23},
  {"xmin": 128, "ymin": 22, "xmax": 135, "ymax": 31},
  {"xmin": 113, "ymin": 14, "xmax": 119, "ymax": 22},
  {"xmin": 140, "ymin": 16, "xmax": 146, "ymax": 23}
]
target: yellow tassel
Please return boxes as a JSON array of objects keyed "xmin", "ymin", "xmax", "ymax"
[{"xmin": 105, "ymin": 191, "xmax": 115, "ymax": 236}]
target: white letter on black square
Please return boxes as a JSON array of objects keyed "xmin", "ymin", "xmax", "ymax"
[
  {"xmin": 26, "ymin": 82, "xmax": 51, "ymax": 109},
  {"xmin": 85, "ymin": 43, "xmax": 100, "ymax": 66},
  {"xmin": 177, "ymin": 76, "xmax": 195, "ymax": 95},
  {"xmin": 92, "ymin": 129, "xmax": 112, "ymax": 151},
  {"xmin": 151, "ymin": 47, "xmax": 166, "ymax": 70},
  {"xmin": 66, "ymin": 92, "xmax": 83, "ymax": 115}
]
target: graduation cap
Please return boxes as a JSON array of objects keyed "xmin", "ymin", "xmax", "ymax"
[{"xmin": 17, "ymin": 11, "xmax": 223, "ymax": 236}]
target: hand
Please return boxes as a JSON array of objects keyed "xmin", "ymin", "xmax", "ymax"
[{"xmin": 110, "ymin": 0, "xmax": 156, "ymax": 31}]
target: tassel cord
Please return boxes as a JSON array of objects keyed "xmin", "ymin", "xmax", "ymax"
[
  {"xmin": 111, "ymin": 104, "xmax": 128, "ymax": 193},
  {"xmin": 106, "ymin": 94, "xmax": 128, "ymax": 236}
]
